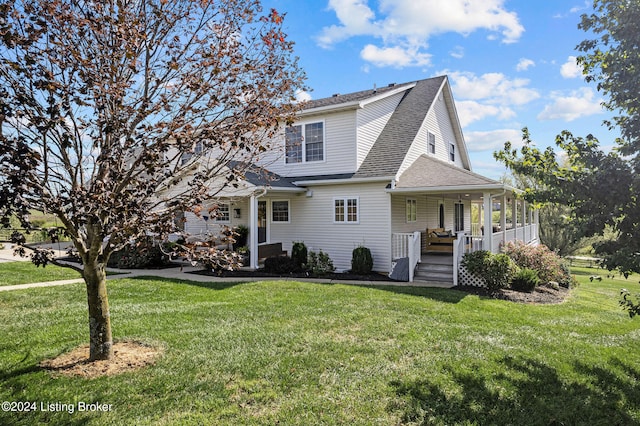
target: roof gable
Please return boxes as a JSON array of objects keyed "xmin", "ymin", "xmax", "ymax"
[{"xmin": 353, "ymin": 76, "xmax": 446, "ymax": 178}]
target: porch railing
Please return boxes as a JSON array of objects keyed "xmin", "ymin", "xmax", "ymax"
[{"xmin": 391, "ymin": 232, "xmax": 421, "ymax": 282}]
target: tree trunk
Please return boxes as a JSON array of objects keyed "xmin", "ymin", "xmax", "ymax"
[{"xmin": 83, "ymin": 259, "xmax": 113, "ymax": 361}]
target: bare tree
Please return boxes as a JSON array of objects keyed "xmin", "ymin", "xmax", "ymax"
[{"xmin": 0, "ymin": 0, "xmax": 306, "ymax": 360}]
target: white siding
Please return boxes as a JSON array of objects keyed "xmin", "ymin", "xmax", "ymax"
[
  {"xmin": 256, "ymin": 110, "xmax": 358, "ymax": 177},
  {"xmin": 390, "ymin": 195, "xmax": 471, "ymax": 235},
  {"xmin": 268, "ymin": 182, "xmax": 392, "ymax": 272},
  {"xmin": 356, "ymin": 91, "xmax": 405, "ymax": 168},
  {"xmin": 398, "ymin": 90, "xmax": 466, "ymax": 177}
]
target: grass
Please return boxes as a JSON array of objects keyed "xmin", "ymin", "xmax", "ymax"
[
  {"xmin": 0, "ymin": 267, "xmax": 639, "ymax": 425},
  {"xmin": 0, "ymin": 261, "xmax": 82, "ymax": 286}
]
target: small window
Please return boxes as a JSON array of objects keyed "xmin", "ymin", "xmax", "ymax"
[
  {"xmin": 334, "ymin": 197, "xmax": 358, "ymax": 223},
  {"xmin": 449, "ymin": 143, "xmax": 456, "ymax": 162},
  {"xmin": 428, "ymin": 132, "xmax": 436, "ymax": 154},
  {"xmin": 214, "ymin": 203, "xmax": 230, "ymax": 223},
  {"xmin": 406, "ymin": 198, "xmax": 417, "ymax": 222},
  {"xmin": 439, "ymin": 202, "xmax": 445, "ymax": 229},
  {"xmin": 272, "ymin": 200, "xmax": 290, "ymax": 223}
]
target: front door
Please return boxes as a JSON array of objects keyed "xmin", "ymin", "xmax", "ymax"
[{"xmin": 258, "ymin": 200, "xmax": 267, "ymax": 244}]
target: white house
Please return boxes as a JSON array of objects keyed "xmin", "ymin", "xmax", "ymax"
[{"xmin": 180, "ymin": 75, "xmax": 539, "ymax": 283}]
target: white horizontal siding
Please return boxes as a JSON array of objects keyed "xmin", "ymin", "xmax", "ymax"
[
  {"xmin": 268, "ymin": 182, "xmax": 391, "ymax": 272},
  {"xmin": 256, "ymin": 110, "xmax": 358, "ymax": 177},
  {"xmin": 398, "ymin": 90, "xmax": 466, "ymax": 177},
  {"xmin": 357, "ymin": 91, "xmax": 405, "ymax": 168},
  {"xmin": 390, "ymin": 195, "xmax": 471, "ymax": 234}
]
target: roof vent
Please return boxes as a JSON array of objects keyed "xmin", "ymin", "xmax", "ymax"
[
  {"xmin": 388, "ymin": 83, "xmax": 396, "ymax": 87},
  {"xmin": 332, "ymin": 93, "xmax": 340, "ymax": 97}
]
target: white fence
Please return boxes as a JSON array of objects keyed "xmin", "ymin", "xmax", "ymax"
[{"xmin": 391, "ymin": 232, "xmax": 421, "ymax": 282}]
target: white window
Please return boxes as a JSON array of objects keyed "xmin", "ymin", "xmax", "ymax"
[
  {"xmin": 406, "ymin": 198, "xmax": 417, "ymax": 222},
  {"xmin": 271, "ymin": 200, "xmax": 290, "ymax": 223},
  {"xmin": 334, "ymin": 197, "xmax": 358, "ymax": 223},
  {"xmin": 285, "ymin": 121, "xmax": 324, "ymax": 164},
  {"xmin": 449, "ymin": 143, "xmax": 456, "ymax": 162},
  {"xmin": 214, "ymin": 203, "xmax": 230, "ymax": 223},
  {"xmin": 428, "ymin": 132, "xmax": 436, "ymax": 154},
  {"xmin": 180, "ymin": 141, "xmax": 203, "ymax": 165}
]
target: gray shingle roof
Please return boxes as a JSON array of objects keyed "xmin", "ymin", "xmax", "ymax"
[
  {"xmin": 395, "ymin": 154, "xmax": 500, "ymax": 189},
  {"xmin": 303, "ymin": 82, "xmax": 415, "ymax": 110},
  {"xmin": 353, "ymin": 76, "xmax": 446, "ymax": 178}
]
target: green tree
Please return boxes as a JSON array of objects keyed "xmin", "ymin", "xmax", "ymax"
[
  {"xmin": 495, "ymin": 129, "xmax": 638, "ymax": 276},
  {"xmin": 0, "ymin": 0, "xmax": 305, "ymax": 360},
  {"xmin": 577, "ymin": 0, "xmax": 640, "ymax": 159}
]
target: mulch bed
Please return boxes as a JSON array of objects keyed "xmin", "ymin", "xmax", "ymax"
[
  {"xmin": 189, "ymin": 268, "xmax": 395, "ymax": 282},
  {"xmin": 454, "ymin": 284, "xmax": 571, "ymax": 304}
]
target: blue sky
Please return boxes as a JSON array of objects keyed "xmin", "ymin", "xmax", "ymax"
[{"xmin": 263, "ymin": 0, "xmax": 618, "ymax": 179}]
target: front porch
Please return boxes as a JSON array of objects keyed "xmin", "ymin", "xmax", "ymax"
[{"xmin": 390, "ymin": 190, "xmax": 539, "ymax": 283}]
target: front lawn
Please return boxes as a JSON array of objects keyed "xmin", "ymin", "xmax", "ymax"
[
  {"xmin": 0, "ymin": 268, "xmax": 639, "ymax": 424},
  {"xmin": 0, "ymin": 261, "xmax": 82, "ymax": 286}
]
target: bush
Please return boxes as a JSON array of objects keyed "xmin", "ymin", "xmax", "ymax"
[
  {"xmin": 462, "ymin": 250, "xmax": 518, "ymax": 293},
  {"xmin": 108, "ymin": 238, "xmax": 172, "ymax": 269},
  {"xmin": 263, "ymin": 256, "xmax": 300, "ymax": 274},
  {"xmin": 232, "ymin": 225, "xmax": 249, "ymax": 250},
  {"xmin": 502, "ymin": 241, "xmax": 572, "ymax": 287},
  {"xmin": 511, "ymin": 268, "xmax": 540, "ymax": 293},
  {"xmin": 351, "ymin": 246, "xmax": 373, "ymax": 275},
  {"xmin": 291, "ymin": 241, "xmax": 308, "ymax": 269},
  {"xmin": 307, "ymin": 250, "xmax": 335, "ymax": 275}
]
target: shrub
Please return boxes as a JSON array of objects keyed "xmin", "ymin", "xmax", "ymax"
[
  {"xmin": 351, "ymin": 246, "xmax": 373, "ymax": 275},
  {"xmin": 264, "ymin": 256, "xmax": 299, "ymax": 274},
  {"xmin": 108, "ymin": 238, "xmax": 172, "ymax": 269},
  {"xmin": 502, "ymin": 241, "xmax": 572, "ymax": 286},
  {"xmin": 511, "ymin": 268, "xmax": 540, "ymax": 293},
  {"xmin": 232, "ymin": 225, "xmax": 249, "ymax": 250},
  {"xmin": 462, "ymin": 250, "xmax": 518, "ymax": 293},
  {"xmin": 307, "ymin": 250, "xmax": 335, "ymax": 275},
  {"xmin": 291, "ymin": 241, "xmax": 308, "ymax": 269}
]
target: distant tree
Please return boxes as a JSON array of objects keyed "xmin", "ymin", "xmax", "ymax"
[
  {"xmin": 0, "ymin": 0, "xmax": 306, "ymax": 360},
  {"xmin": 494, "ymin": 128, "xmax": 638, "ymax": 277},
  {"xmin": 577, "ymin": 0, "xmax": 640, "ymax": 160}
]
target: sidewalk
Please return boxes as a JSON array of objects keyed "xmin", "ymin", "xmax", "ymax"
[{"xmin": 0, "ymin": 259, "xmax": 454, "ymax": 292}]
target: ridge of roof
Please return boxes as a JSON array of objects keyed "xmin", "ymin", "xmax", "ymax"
[
  {"xmin": 303, "ymin": 81, "xmax": 415, "ymax": 110},
  {"xmin": 353, "ymin": 76, "xmax": 446, "ymax": 178}
]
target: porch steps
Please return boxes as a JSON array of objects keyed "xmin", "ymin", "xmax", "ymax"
[{"xmin": 415, "ymin": 254, "xmax": 454, "ymax": 283}]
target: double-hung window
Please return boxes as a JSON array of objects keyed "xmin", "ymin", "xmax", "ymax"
[
  {"xmin": 214, "ymin": 203, "xmax": 230, "ymax": 223},
  {"xmin": 428, "ymin": 132, "xmax": 436, "ymax": 154},
  {"xmin": 334, "ymin": 197, "xmax": 358, "ymax": 223},
  {"xmin": 180, "ymin": 141, "xmax": 203, "ymax": 165},
  {"xmin": 449, "ymin": 143, "xmax": 456, "ymax": 162},
  {"xmin": 406, "ymin": 198, "xmax": 417, "ymax": 222},
  {"xmin": 285, "ymin": 122, "xmax": 324, "ymax": 164},
  {"xmin": 271, "ymin": 200, "xmax": 290, "ymax": 223}
]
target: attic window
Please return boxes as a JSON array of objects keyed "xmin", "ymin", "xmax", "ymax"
[
  {"xmin": 449, "ymin": 143, "xmax": 455, "ymax": 162},
  {"xmin": 285, "ymin": 122, "xmax": 324, "ymax": 164},
  {"xmin": 428, "ymin": 132, "xmax": 436, "ymax": 154}
]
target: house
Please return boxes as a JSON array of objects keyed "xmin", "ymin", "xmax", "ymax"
[{"xmin": 179, "ymin": 75, "xmax": 539, "ymax": 283}]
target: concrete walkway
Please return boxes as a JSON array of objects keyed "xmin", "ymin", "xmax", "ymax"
[
  {"xmin": 1, "ymin": 242, "xmax": 454, "ymax": 291},
  {"xmin": 0, "ymin": 257, "xmax": 454, "ymax": 292}
]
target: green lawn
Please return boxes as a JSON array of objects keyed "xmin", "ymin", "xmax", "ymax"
[
  {"xmin": 0, "ymin": 261, "xmax": 82, "ymax": 286},
  {"xmin": 0, "ymin": 267, "xmax": 639, "ymax": 425}
]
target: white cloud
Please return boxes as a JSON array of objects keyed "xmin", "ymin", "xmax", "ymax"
[
  {"xmin": 447, "ymin": 71, "xmax": 540, "ymax": 106},
  {"xmin": 516, "ymin": 58, "xmax": 535, "ymax": 71},
  {"xmin": 317, "ymin": 0, "xmax": 524, "ymax": 67},
  {"xmin": 456, "ymin": 100, "xmax": 515, "ymax": 127},
  {"xmin": 295, "ymin": 90, "xmax": 312, "ymax": 103},
  {"xmin": 537, "ymin": 88, "xmax": 603, "ymax": 122},
  {"xmin": 360, "ymin": 44, "xmax": 431, "ymax": 68},
  {"xmin": 450, "ymin": 46, "xmax": 465, "ymax": 59},
  {"xmin": 560, "ymin": 55, "xmax": 581, "ymax": 78},
  {"xmin": 465, "ymin": 129, "xmax": 523, "ymax": 151}
]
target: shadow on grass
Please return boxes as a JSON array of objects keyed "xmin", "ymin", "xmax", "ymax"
[
  {"xmin": 357, "ymin": 284, "xmax": 469, "ymax": 304},
  {"xmin": 129, "ymin": 275, "xmax": 247, "ymax": 291},
  {"xmin": 389, "ymin": 355, "xmax": 640, "ymax": 425}
]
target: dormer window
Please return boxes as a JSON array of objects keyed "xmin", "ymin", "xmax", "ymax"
[{"xmin": 285, "ymin": 121, "xmax": 324, "ymax": 164}]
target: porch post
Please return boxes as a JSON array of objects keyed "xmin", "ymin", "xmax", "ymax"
[
  {"xmin": 483, "ymin": 192, "xmax": 492, "ymax": 253},
  {"xmin": 500, "ymin": 194, "xmax": 507, "ymax": 246},
  {"xmin": 521, "ymin": 199, "xmax": 527, "ymax": 241},
  {"xmin": 249, "ymin": 193, "xmax": 258, "ymax": 269},
  {"xmin": 511, "ymin": 197, "xmax": 517, "ymax": 236},
  {"xmin": 534, "ymin": 208, "xmax": 540, "ymax": 242}
]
